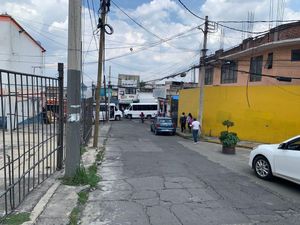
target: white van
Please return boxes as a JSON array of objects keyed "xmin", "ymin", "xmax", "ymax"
[
  {"xmin": 124, "ymin": 103, "xmax": 158, "ymax": 119},
  {"xmin": 94, "ymin": 103, "xmax": 123, "ymax": 121}
]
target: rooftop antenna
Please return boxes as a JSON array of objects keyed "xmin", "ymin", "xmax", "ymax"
[
  {"xmin": 247, "ymin": 11, "xmax": 255, "ymax": 38},
  {"xmin": 276, "ymin": 0, "xmax": 285, "ymax": 26},
  {"xmin": 219, "ymin": 28, "xmax": 225, "ymax": 49},
  {"xmin": 269, "ymin": 0, "xmax": 274, "ymax": 29}
]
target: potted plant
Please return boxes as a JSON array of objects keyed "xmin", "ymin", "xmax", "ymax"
[{"xmin": 219, "ymin": 120, "xmax": 240, "ymax": 154}]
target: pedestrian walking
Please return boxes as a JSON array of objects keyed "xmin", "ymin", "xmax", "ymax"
[
  {"xmin": 187, "ymin": 113, "xmax": 193, "ymax": 133},
  {"xmin": 179, "ymin": 112, "xmax": 187, "ymax": 132},
  {"xmin": 140, "ymin": 112, "xmax": 145, "ymax": 123},
  {"xmin": 190, "ymin": 118, "xmax": 201, "ymax": 143}
]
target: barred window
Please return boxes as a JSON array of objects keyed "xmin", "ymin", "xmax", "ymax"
[
  {"xmin": 250, "ymin": 55, "xmax": 263, "ymax": 82},
  {"xmin": 291, "ymin": 49, "xmax": 300, "ymax": 61},
  {"xmin": 265, "ymin": 53, "xmax": 273, "ymax": 69},
  {"xmin": 221, "ymin": 61, "xmax": 237, "ymax": 84},
  {"xmin": 205, "ymin": 67, "xmax": 214, "ymax": 85}
]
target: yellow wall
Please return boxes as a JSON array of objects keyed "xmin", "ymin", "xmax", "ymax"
[{"xmin": 178, "ymin": 85, "xmax": 300, "ymax": 143}]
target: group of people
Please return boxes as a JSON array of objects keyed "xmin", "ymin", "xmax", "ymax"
[{"xmin": 180, "ymin": 112, "xmax": 201, "ymax": 143}]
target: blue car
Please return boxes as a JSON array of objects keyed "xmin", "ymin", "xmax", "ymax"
[{"xmin": 150, "ymin": 117, "xmax": 176, "ymax": 136}]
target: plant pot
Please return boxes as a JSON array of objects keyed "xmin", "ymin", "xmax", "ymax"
[{"xmin": 222, "ymin": 145, "xmax": 236, "ymax": 154}]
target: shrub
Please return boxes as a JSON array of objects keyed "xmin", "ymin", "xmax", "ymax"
[{"xmin": 219, "ymin": 120, "xmax": 239, "ymax": 147}]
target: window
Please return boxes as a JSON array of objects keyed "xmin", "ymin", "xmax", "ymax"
[
  {"xmin": 265, "ymin": 53, "xmax": 273, "ymax": 69},
  {"xmin": 287, "ymin": 138, "xmax": 300, "ymax": 150},
  {"xmin": 125, "ymin": 88, "xmax": 136, "ymax": 94},
  {"xmin": 249, "ymin": 55, "xmax": 263, "ymax": 82},
  {"xmin": 291, "ymin": 49, "xmax": 300, "ymax": 61},
  {"xmin": 205, "ymin": 67, "xmax": 214, "ymax": 85},
  {"xmin": 221, "ymin": 61, "xmax": 237, "ymax": 84}
]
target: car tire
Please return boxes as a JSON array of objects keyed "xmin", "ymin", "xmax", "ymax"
[
  {"xmin": 253, "ymin": 156, "xmax": 273, "ymax": 180},
  {"xmin": 115, "ymin": 115, "xmax": 120, "ymax": 121},
  {"xmin": 128, "ymin": 114, "xmax": 132, "ymax": 119},
  {"xmin": 154, "ymin": 129, "xmax": 158, "ymax": 135},
  {"xmin": 172, "ymin": 132, "xmax": 176, "ymax": 136},
  {"xmin": 147, "ymin": 115, "xmax": 152, "ymax": 119}
]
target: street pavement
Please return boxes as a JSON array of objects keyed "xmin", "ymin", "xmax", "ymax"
[{"xmin": 81, "ymin": 119, "xmax": 300, "ymax": 225}]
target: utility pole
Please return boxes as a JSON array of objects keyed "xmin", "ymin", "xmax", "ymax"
[
  {"xmin": 65, "ymin": 0, "xmax": 82, "ymax": 177},
  {"xmin": 108, "ymin": 65, "xmax": 111, "ymax": 121},
  {"xmin": 104, "ymin": 75, "xmax": 108, "ymax": 122},
  {"xmin": 93, "ymin": 0, "xmax": 107, "ymax": 147},
  {"xmin": 198, "ymin": 16, "xmax": 208, "ymax": 128}
]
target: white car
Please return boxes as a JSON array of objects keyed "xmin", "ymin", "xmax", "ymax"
[{"xmin": 249, "ymin": 135, "xmax": 300, "ymax": 184}]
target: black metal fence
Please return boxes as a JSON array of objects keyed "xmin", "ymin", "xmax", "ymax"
[
  {"xmin": 81, "ymin": 97, "xmax": 93, "ymax": 145},
  {"xmin": 0, "ymin": 68, "xmax": 64, "ymax": 216}
]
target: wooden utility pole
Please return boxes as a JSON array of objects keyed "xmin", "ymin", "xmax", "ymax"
[
  {"xmin": 65, "ymin": 0, "xmax": 82, "ymax": 177},
  {"xmin": 93, "ymin": 0, "xmax": 107, "ymax": 147},
  {"xmin": 198, "ymin": 16, "xmax": 208, "ymax": 127}
]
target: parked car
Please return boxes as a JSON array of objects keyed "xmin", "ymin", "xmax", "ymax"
[
  {"xmin": 150, "ymin": 117, "xmax": 176, "ymax": 136},
  {"xmin": 249, "ymin": 135, "xmax": 300, "ymax": 184}
]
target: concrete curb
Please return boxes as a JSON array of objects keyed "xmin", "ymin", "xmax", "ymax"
[
  {"xmin": 22, "ymin": 182, "xmax": 60, "ymax": 225},
  {"xmin": 176, "ymin": 132, "xmax": 254, "ymax": 149}
]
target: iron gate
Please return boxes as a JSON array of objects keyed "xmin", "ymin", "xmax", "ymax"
[
  {"xmin": 0, "ymin": 68, "xmax": 64, "ymax": 216},
  {"xmin": 81, "ymin": 97, "xmax": 93, "ymax": 145}
]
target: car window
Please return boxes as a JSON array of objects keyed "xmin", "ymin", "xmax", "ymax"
[
  {"xmin": 287, "ymin": 138, "xmax": 300, "ymax": 150},
  {"xmin": 159, "ymin": 119, "xmax": 172, "ymax": 123}
]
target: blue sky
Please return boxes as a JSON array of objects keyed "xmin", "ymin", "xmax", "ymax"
[{"xmin": 1, "ymin": 0, "xmax": 300, "ymax": 85}]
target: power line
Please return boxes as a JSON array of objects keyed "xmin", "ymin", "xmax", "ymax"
[
  {"xmin": 177, "ymin": 0, "xmax": 276, "ymax": 35},
  {"xmin": 111, "ymin": 0, "xmax": 200, "ymax": 52},
  {"xmin": 86, "ymin": 0, "xmax": 99, "ymax": 50},
  {"xmin": 177, "ymin": 0, "xmax": 205, "ymax": 20}
]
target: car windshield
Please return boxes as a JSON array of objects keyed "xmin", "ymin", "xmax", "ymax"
[{"xmin": 159, "ymin": 119, "xmax": 172, "ymax": 123}]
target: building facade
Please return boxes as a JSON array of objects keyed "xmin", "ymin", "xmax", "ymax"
[
  {"xmin": 178, "ymin": 22, "xmax": 300, "ymax": 143},
  {"xmin": 204, "ymin": 21, "xmax": 300, "ymax": 87},
  {"xmin": 0, "ymin": 14, "xmax": 45, "ymax": 74},
  {"xmin": 0, "ymin": 14, "xmax": 46, "ymax": 130},
  {"xmin": 118, "ymin": 74, "xmax": 140, "ymax": 109}
]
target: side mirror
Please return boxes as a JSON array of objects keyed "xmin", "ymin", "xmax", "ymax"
[{"xmin": 278, "ymin": 143, "xmax": 286, "ymax": 149}]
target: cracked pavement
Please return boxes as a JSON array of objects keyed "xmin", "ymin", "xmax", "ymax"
[{"xmin": 81, "ymin": 120, "xmax": 300, "ymax": 225}]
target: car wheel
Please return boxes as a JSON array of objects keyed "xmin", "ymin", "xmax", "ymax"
[
  {"xmin": 172, "ymin": 132, "xmax": 176, "ymax": 136},
  {"xmin": 128, "ymin": 114, "xmax": 132, "ymax": 119},
  {"xmin": 147, "ymin": 115, "xmax": 151, "ymax": 119},
  {"xmin": 154, "ymin": 129, "xmax": 158, "ymax": 135},
  {"xmin": 115, "ymin": 115, "xmax": 120, "ymax": 121},
  {"xmin": 253, "ymin": 156, "xmax": 273, "ymax": 180}
]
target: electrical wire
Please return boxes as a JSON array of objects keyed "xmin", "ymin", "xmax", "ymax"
[
  {"xmin": 177, "ymin": 0, "xmax": 279, "ymax": 35},
  {"xmin": 87, "ymin": 0, "xmax": 99, "ymax": 50},
  {"xmin": 111, "ymin": 0, "xmax": 202, "ymax": 52}
]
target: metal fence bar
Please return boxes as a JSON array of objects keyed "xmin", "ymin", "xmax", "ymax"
[
  {"xmin": 0, "ymin": 73, "xmax": 8, "ymax": 214},
  {"xmin": 0, "ymin": 68, "xmax": 64, "ymax": 217},
  {"xmin": 57, "ymin": 63, "xmax": 64, "ymax": 170}
]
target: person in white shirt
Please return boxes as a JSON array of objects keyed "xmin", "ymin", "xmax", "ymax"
[{"xmin": 190, "ymin": 118, "xmax": 201, "ymax": 143}]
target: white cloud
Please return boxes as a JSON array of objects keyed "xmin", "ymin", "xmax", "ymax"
[{"xmin": 1, "ymin": 0, "xmax": 300, "ymax": 85}]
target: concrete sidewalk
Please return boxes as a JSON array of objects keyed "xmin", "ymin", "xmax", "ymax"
[
  {"xmin": 15, "ymin": 123, "xmax": 111, "ymax": 225},
  {"xmin": 176, "ymin": 128, "xmax": 263, "ymax": 149}
]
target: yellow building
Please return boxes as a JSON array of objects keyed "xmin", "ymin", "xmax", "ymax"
[{"xmin": 178, "ymin": 22, "xmax": 300, "ymax": 143}]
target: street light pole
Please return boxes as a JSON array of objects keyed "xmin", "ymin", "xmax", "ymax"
[{"xmin": 198, "ymin": 16, "xmax": 208, "ymax": 127}]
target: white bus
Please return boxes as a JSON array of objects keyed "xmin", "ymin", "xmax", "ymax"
[
  {"xmin": 94, "ymin": 103, "xmax": 123, "ymax": 121},
  {"xmin": 124, "ymin": 103, "xmax": 158, "ymax": 119}
]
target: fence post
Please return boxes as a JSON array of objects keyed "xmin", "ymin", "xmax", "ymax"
[{"xmin": 57, "ymin": 63, "xmax": 64, "ymax": 170}]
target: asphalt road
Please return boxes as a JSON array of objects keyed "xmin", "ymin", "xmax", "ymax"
[{"xmin": 82, "ymin": 119, "xmax": 300, "ymax": 225}]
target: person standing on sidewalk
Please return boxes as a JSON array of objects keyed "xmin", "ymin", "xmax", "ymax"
[
  {"xmin": 190, "ymin": 118, "xmax": 201, "ymax": 143},
  {"xmin": 187, "ymin": 113, "xmax": 193, "ymax": 133},
  {"xmin": 179, "ymin": 112, "xmax": 187, "ymax": 132}
]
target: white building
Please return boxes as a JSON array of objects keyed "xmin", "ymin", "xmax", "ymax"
[
  {"xmin": 0, "ymin": 14, "xmax": 46, "ymax": 130},
  {"xmin": 118, "ymin": 74, "xmax": 140, "ymax": 109},
  {"xmin": 0, "ymin": 14, "xmax": 45, "ymax": 74}
]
